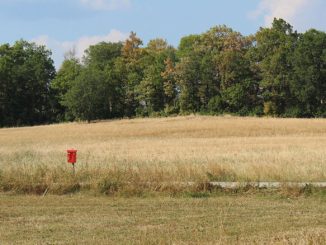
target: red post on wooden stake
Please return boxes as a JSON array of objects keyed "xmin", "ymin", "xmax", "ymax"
[{"xmin": 67, "ymin": 149, "xmax": 77, "ymax": 174}]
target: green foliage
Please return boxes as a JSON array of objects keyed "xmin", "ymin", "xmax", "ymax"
[
  {"xmin": 222, "ymin": 79, "xmax": 261, "ymax": 115},
  {"xmin": 253, "ymin": 18, "xmax": 299, "ymax": 116},
  {"xmin": 51, "ymin": 57, "xmax": 82, "ymax": 121},
  {"xmin": 84, "ymin": 42, "xmax": 123, "ymax": 68},
  {"xmin": 0, "ymin": 19, "xmax": 325, "ymax": 127},
  {"xmin": 264, "ymin": 101, "xmax": 278, "ymax": 116},
  {"xmin": 290, "ymin": 29, "xmax": 326, "ymax": 117},
  {"xmin": 162, "ymin": 57, "xmax": 178, "ymax": 113},
  {"xmin": 63, "ymin": 67, "xmax": 108, "ymax": 122},
  {"xmin": 177, "ymin": 34, "xmax": 201, "ymax": 57},
  {"xmin": 208, "ymin": 96, "xmax": 225, "ymax": 114},
  {"xmin": 60, "ymin": 42, "xmax": 126, "ymax": 121},
  {"xmin": 136, "ymin": 39, "xmax": 176, "ymax": 116},
  {"xmin": 0, "ymin": 40, "xmax": 55, "ymax": 126}
]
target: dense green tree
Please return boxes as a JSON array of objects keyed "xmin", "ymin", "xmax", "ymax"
[
  {"xmin": 84, "ymin": 42, "xmax": 123, "ymax": 68},
  {"xmin": 137, "ymin": 65, "xmax": 164, "ymax": 115},
  {"xmin": 217, "ymin": 50, "xmax": 261, "ymax": 114},
  {"xmin": 147, "ymin": 38, "xmax": 169, "ymax": 52},
  {"xmin": 175, "ymin": 25, "xmax": 258, "ymax": 114},
  {"xmin": 177, "ymin": 35, "xmax": 200, "ymax": 57},
  {"xmin": 52, "ymin": 58, "xmax": 81, "ymax": 100},
  {"xmin": 63, "ymin": 66, "xmax": 108, "ymax": 122},
  {"xmin": 62, "ymin": 42, "xmax": 125, "ymax": 120},
  {"xmin": 175, "ymin": 56, "xmax": 201, "ymax": 113},
  {"xmin": 1, "ymin": 19, "xmax": 325, "ymax": 127},
  {"xmin": 137, "ymin": 39, "xmax": 176, "ymax": 115},
  {"xmin": 201, "ymin": 26, "xmax": 260, "ymax": 114},
  {"xmin": 161, "ymin": 57, "xmax": 178, "ymax": 114},
  {"xmin": 86, "ymin": 42, "xmax": 125, "ymax": 118},
  {"xmin": 0, "ymin": 40, "xmax": 55, "ymax": 126},
  {"xmin": 51, "ymin": 56, "xmax": 82, "ymax": 120},
  {"xmin": 252, "ymin": 18, "xmax": 298, "ymax": 116},
  {"xmin": 290, "ymin": 29, "xmax": 326, "ymax": 117},
  {"xmin": 197, "ymin": 53, "xmax": 218, "ymax": 111},
  {"xmin": 119, "ymin": 32, "xmax": 145, "ymax": 117},
  {"xmin": 0, "ymin": 44, "xmax": 12, "ymax": 126},
  {"xmin": 176, "ymin": 34, "xmax": 208, "ymax": 113}
]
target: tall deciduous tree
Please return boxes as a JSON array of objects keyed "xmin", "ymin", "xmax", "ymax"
[
  {"xmin": 252, "ymin": 18, "xmax": 298, "ymax": 116},
  {"xmin": 119, "ymin": 32, "xmax": 145, "ymax": 117},
  {"xmin": 51, "ymin": 55, "xmax": 82, "ymax": 120},
  {"xmin": 291, "ymin": 29, "xmax": 326, "ymax": 117},
  {"xmin": 85, "ymin": 42, "xmax": 125, "ymax": 118},
  {"xmin": 62, "ymin": 42, "xmax": 125, "ymax": 121},
  {"xmin": 137, "ymin": 39, "xmax": 176, "ymax": 115},
  {"xmin": 161, "ymin": 57, "xmax": 178, "ymax": 114},
  {"xmin": 63, "ymin": 66, "xmax": 107, "ymax": 122},
  {"xmin": 0, "ymin": 40, "xmax": 55, "ymax": 126},
  {"xmin": 175, "ymin": 56, "xmax": 201, "ymax": 113}
]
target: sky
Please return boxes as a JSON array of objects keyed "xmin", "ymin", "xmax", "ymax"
[{"xmin": 0, "ymin": 0, "xmax": 325, "ymax": 68}]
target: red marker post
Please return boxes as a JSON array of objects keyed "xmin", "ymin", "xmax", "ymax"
[{"xmin": 67, "ymin": 149, "xmax": 77, "ymax": 174}]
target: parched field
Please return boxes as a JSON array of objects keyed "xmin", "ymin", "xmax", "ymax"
[
  {"xmin": 0, "ymin": 116, "xmax": 326, "ymax": 189},
  {"xmin": 0, "ymin": 116, "xmax": 326, "ymax": 244},
  {"xmin": 0, "ymin": 194, "xmax": 325, "ymax": 244}
]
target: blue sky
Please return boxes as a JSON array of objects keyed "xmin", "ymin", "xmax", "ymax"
[{"xmin": 0, "ymin": 0, "xmax": 325, "ymax": 68}]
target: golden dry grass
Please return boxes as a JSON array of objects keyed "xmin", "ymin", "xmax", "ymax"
[
  {"xmin": 1, "ymin": 116, "xmax": 326, "ymax": 244},
  {"xmin": 0, "ymin": 116, "xmax": 326, "ymax": 194},
  {"xmin": 0, "ymin": 194, "xmax": 325, "ymax": 244}
]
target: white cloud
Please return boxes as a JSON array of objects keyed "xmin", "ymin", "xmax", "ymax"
[
  {"xmin": 249, "ymin": 0, "xmax": 326, "ymax": 32},
  {"xmin": 250, "ymin": 0, "xmax": 310, "ymax": 26},
  {"xmin": 80, "ymin": 0, "xmax": 131, "ymax": 11},
  {"xmin": 32, "ymin": 30, "xmax": 128, "ymax": 68},
  {"xmin": 31, "ymin": 35, "xmax": 50, "ymax": 47},
  {"xmin": 61, "ymin": 30, "xmax": 128, "ymax": 58}
]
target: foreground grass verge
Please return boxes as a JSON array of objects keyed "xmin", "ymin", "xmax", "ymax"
[
  {"xmin": 1, "ymin": 166, "xmax": 326, "ymax": 197},
  {"xmin": 0, "ymin": 194, "xmax": 325, "ymax": 244}
]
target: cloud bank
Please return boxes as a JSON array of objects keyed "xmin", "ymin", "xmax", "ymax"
[
  {"xmin": 60, "ymin": 30, "xmax": 128, "ymax": 58},
  {"xmin": 32, "ymin": 29, "xmax": 128, "ymax": 68},
  {"xmin": 250, "ymin": 0, "xmax": 310, "ymax": 26},
  {"xmin": 250, "ymin": 0, "xmax": 326, "ymax": 33}
]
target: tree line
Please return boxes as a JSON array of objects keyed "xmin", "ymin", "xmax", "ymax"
[{"xmin": 0, "ymin": 18, "xmax": 325, "ymax": 127}]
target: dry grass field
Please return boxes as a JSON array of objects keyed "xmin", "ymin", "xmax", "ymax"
[
  {"xmin": 0, "ymin": 115, "xmax": 326, "ymax": 194},
  {"xmin": 0, "ymin": 116, "xmax": 326, "ymax": 244},
  {"xmin": 0, "ymin": 194, "xmax": 325, "ymax": 244}
]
